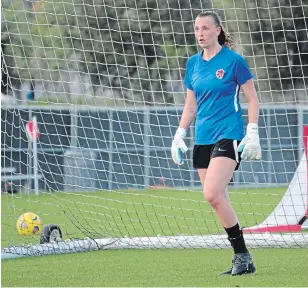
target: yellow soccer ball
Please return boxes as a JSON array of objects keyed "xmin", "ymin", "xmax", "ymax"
[{"xmin": 16, "ymin": 212, "xmax": 42, "ymax": 236}]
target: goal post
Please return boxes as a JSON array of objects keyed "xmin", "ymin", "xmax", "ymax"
[{"xmin": 1, "ymin": 1, "xmax": 308, "ymax": 259}]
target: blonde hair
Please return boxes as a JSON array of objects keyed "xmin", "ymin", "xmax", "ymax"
[{"xmin": 196, "ymin": 10, "xmax": 235, "ymax": 49}]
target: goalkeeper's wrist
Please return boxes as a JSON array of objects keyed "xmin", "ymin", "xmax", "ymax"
[
  {"xmin": 246, "ymin": 123, "xmax": 259, "ymax": 135},
  {"xmin": 175, "ymin": 127, "xmax": 187, "ymax": 138}
]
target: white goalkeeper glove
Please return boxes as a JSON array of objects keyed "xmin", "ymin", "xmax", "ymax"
[
  {"xmin": 171, "ymin": 128, "xmax": 188, "ymax": 165},
  {"xmin": 238, "ymin": 123, "xmax": 262, "ymax": 160}
]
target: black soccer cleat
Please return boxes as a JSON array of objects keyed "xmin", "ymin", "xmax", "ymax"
[
  {"xmin": 220, "ymin": 252, "xmax": 256, "ymax": 276},
  {"xmin": 220, "ymin": 267, "xmax": 233, "ymax": 275},
  {"xmin": 231, "ymin": 252, "xmax": 256, "ymax": 276}
]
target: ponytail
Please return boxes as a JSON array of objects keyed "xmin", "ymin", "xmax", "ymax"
[{"xmin": 218, "ymin": 24, "xmax": 235, "ymax": 49}]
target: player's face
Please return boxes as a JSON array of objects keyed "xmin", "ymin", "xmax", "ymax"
[{"xmin": 194, "ymin": 16, "xmax": 221, "ymax": 49}]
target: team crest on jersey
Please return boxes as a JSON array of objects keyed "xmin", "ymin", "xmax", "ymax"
[{"xmin": 216, "ymin": 69, "xmax": 224, "ymax": 79}]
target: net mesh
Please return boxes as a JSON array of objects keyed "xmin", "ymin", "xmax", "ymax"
[{"xmin": 1, "ymin": 0, "xmax": 308, "ymax": 256}]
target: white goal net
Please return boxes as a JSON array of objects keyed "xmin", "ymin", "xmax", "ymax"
[{"xmin": 1, "ymin": 0, "xmax": 308, "ymax": 259}]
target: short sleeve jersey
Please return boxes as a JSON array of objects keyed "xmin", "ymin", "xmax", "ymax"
[{"xmin": 184, "ymin": 46, "xmax": 253, "ymax": 145}]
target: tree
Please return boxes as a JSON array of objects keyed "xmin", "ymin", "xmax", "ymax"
[
  {"xmin": 249, "ymin": 0, "xmax": 307, "ymax": 93},
  {"xmin": 214, "ymin": 0, "xmax": 307, "ymax": 103},
  {"xmin": 2, "ymin": 0, "xmax": 71, "ymax": 99},
  {"xmin": 53, "ymin": 0, "xmax": 209, "ymax": 104},
  {"xmin": 3, "ymin": 0, "xmax": 214, "ymax": 105}
]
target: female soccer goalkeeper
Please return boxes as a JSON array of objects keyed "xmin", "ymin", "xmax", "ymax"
[{"xmin": 171, "ymin": 10, "xmax": 261, "ymax": 276}]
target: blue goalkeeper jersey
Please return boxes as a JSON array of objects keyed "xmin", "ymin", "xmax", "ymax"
[{"xmin": 184, "ymin": 46, "xmax": 253, "ymax": 145}]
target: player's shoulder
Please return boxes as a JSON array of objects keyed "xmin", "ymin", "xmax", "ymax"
[
  {"xmin": 223, "ymin": 47, "xmax": 247, "ymax": 63},
  {"xmin": 223, "ymin": 47, "xmax": 244, "ymax": 60},
  {"xmin": 185, "ymin": 52, "xmax": 201, "ymax": 66}
]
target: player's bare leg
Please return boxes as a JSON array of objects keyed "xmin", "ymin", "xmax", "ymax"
[
  {"xmin": 202, "ymin": 157, "xmax": 256, "ymax": 276},
  {"xmin": 197, "ymin": 168, "xmax": 207, "ymax": 188}
]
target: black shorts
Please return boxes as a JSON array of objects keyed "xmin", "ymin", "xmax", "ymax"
[{"xmin": 193, "ymin": 139, "xmax": 242, "ymax": 171}]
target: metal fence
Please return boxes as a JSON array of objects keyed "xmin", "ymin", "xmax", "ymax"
[{"xmin": 1, "ymin": 105, "xmax": 308, "ymax": 192}]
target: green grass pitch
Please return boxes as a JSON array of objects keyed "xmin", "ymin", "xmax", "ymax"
[{"xmin": 2, "ymin": 187, "xmax": 308, "ymax": 287}]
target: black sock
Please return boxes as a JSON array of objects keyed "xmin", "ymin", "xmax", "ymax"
[{"xmin": 224, "ymin": 223, "xmax": 248, "ymax": 254}]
